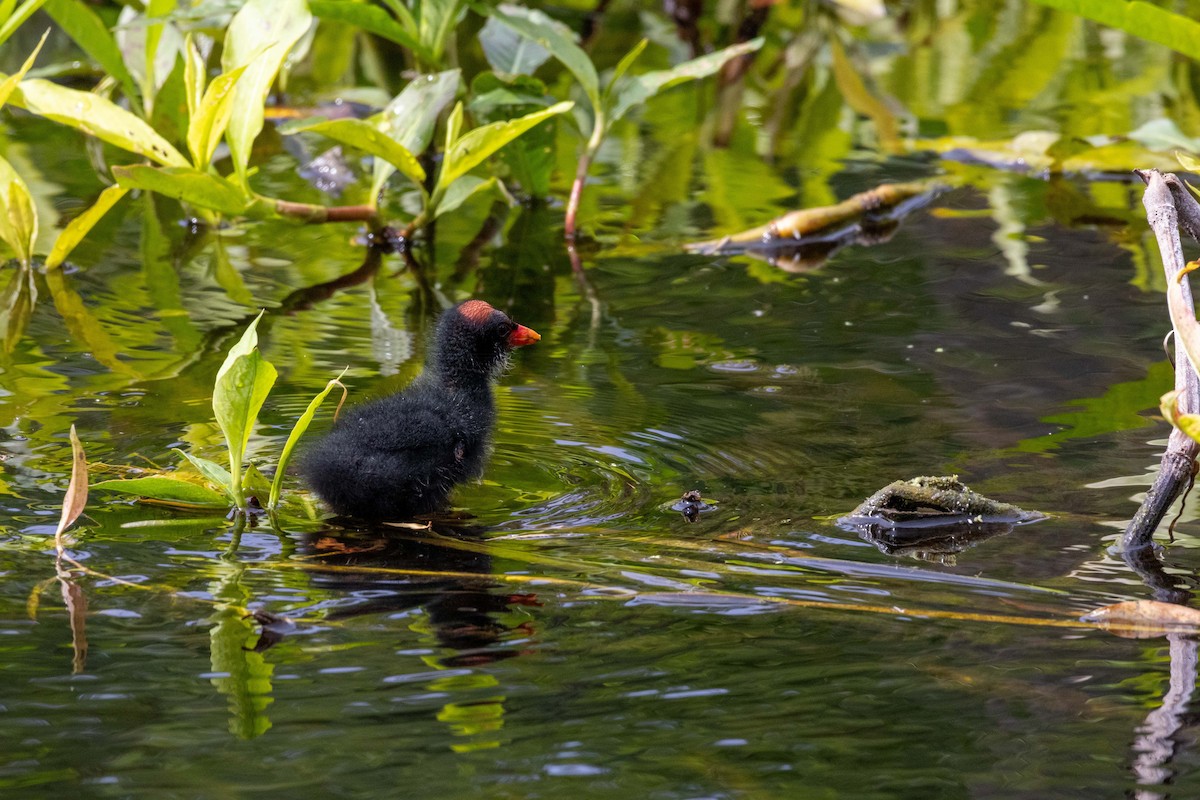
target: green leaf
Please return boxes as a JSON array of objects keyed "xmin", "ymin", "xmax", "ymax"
[
  {"xmin": 0, "ymin": 0, "xmax": 48, "ymax": 49},
  {"xmin": 438, "ymin": 100, "xmax": 572, "ymax": 189},
  {"xmin": 221, "ymin": 0, "xmax": 313, "ymax": 186},
  {"xmin": 187, "ymin": 63, "xmax": 249, "ymax": 167},
  {"xmin": 469, "ymin": 73, "xmax": 556, "ymax": 197},
  {"xmin": 418, "ymin": 0, "xmax": 466, "ymax": 65},
  {"xmin": 609, "ymin": 38, "xmax": 763, "ymax": 124},
  {"xmin": 213, "ymin": 312, "xmax": 278, "ymax": 507},
  {"xmin": 432, "ymin": 175, "xmax": 495, "ymax": 219},
  {"xmin": 0, "ymin": 28, "xmax": 46, "ymax": 111},
  {"xmin": 479, "ymin": 14, "xmax": 551, "ymax": 77},
  {"xmin": 92, "ymin": 476, "xmax": 230, "ymax": 507},
  {"xmin": 0, "ymin": 154, "xmax": 37, "ymax": 266},
  {"xmin": 370, "ymin": 70, "xmax": 460, "ymax": 198},
  {"xmin": 44, "ymin": 185, "xmax": 129, "ymax": 270},
  {"xmin": 606, "ymin": 38, "xmax": 648, "ymax": 99},
  {"xmin": 9, "ymin": 79, "xmax": 189, "ymax": 167},
  {"xmin": 1028, "ymin": 0, "xmax": 1200, "ymax": 61},
  {"xmin": 183, "ymin": 33, "xmax": 204, "ymax": 121},
  {"xmin": 268, "ymin": 369, "xmax": 347, "ymax": 509},
  {"xmin": 281, "ymin": 117, "xmax": 425, "ymax": 186},
  {"xmin": 309, "ymin": 0, "xmax": 430, "ymax": 62},
  {"xmin": 115, "ymin": 2, "xmax": 183, "ymax": 111},
  {"xmin": 172, "ymin": 448, "xmax": 234, "ymax": 495},
  {"xmin": 43, "ymin": 0, "xmax": 139, "ymax": 105},
  {"xmin": 490, "ymin": 4, "xmax": 600, "ymax": 112},
  {"xmin": 111, "ymin": 165, "xmax": 267, "ymax": 218}
]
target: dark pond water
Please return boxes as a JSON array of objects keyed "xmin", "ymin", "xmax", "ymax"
[{"xmin": 5, "ymin": 4, "xmax": 1200, "ymax": 798}]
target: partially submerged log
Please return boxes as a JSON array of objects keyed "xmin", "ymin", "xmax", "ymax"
[
  {"xmin": 838, "ymin": 476, "xmax": 1043, "ymax": 563},
  {"xmin": 686, "ymin": 180, "xmax": 942, "ymax": 257}
]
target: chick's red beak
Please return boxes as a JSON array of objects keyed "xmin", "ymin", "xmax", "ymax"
[{"xmin": 508, "ymin": 324, "xmax": 540, "ymax": 347}]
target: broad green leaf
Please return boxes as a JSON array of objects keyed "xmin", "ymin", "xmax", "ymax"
[
  {"xmin": 0, "ymin": 0, "xmax": 48, "ymax": 49},
  {"xmin": 438, "ymin": 100, "xmax": 572, "ymax": 188},
  {"xmin": 479, "ymin": 15, "xmax": 550, "ymax": 78},
  {"xmin": 9, "ymin": 79, "xmax": 188, "ymax": 167},
  {"xmin": 44, "ymin": 185, "xmax": 129, "ymax": 270},
  {"xmin": 112, "ymin": 165, "xmax": 268, "ymax": 218},
  {"xmin": 432, "ymin": 175, "xmax": 495, "ymax": 219},
  {"xmin": 187, "ymin": 63, "xmax": 248, "ymax": 167},
  {"xmin": 491, "ymin": 4, "xmax": 600, "ymax": 111},
  {"xmin": 269, "ymin": 369, "xmax": 348, "ymax": 509},
  {"xmin": 172, "ymin": 448, "xmax": 233, "ymax": 495},
  {"xmin": 609, "ymin": 38, "xmax": 763, "ymax": 123},
  {"xmin": 0, "ymin": 28, "xmax": 46, "ymax": 111},
  {"xmin": 44, "ymin": 0, "xmax": 139, "ymax": 104},
  {"xmin": 222, "ymin": 0, "xmax": 312, "ymax": 186},
  {"xmin": 92, "ymin": 476, "xmax": 230, "ymax": 507},
  {"xmin": 213, "ymin": 312, "xmax": 278, "ymax": 503},
  {"xmin": 1028, "ymin": 0, "xmax": 1200, "ymax": 61},
  {"xmin": 309, "ymin": 0, "xmax": 430, "ymax": 62},
  {"xmin": 370, "ymin": 70, "xmax": 460, "ymax": 198},
  {"xmin": 281, "ymin": 117, "xmax": 425, "ymax": 186},
  {"xmin": 0, "ymin": 154, "xmax": 36, "ymax": 266}
]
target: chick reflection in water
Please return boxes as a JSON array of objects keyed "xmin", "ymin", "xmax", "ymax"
[{"xmin": 298, "ymin": 522, "xmax": 538, "ymax": 668}]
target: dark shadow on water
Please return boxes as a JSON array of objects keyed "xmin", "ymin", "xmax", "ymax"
[{"xmin": 296, "ymin": 520, "xmax": 537, "ymax": 668}]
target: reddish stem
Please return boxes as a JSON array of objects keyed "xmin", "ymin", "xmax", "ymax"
[{"xmin": 564, "ymin": 153, "xmax": 591, "ymax": 242}]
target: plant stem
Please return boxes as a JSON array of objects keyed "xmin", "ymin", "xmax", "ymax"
[
  {"xmin": 565, "ymin": 121, "xmax": 606, "ymax": 242},
  {"xmin": 273, "ymin": 201, "xmax": 378, "ymax": 224}
]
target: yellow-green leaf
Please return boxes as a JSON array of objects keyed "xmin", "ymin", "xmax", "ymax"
[
  {"xmin": 112, "ymin": 165, "xmax": 270, "ymax": 218},
  {"xmin": 187, "ymin": 63, "xmax": 249, "ymax": 168},
  {"xmin": 438, "ymin": 101, "xmax": 572, "ymax": 189},
  {"xmin": 282, "ymin": 117, "xmax": 425, "ymax": 187},
  {"xmin": 0, "ymin": 154, "xmax": 37, "ymax": 266},
  {"xmin": 222, "ymin": 0, "xmax": 312, "ymax": 186},
  {"xmin": 9, "ymin": 79, "xmax": 188, "ymax": 167},
  {"xmin": 0, "ymin": 0, "xmax": 48, "ymax": 49},
  {"xmin": 0, "ymin": 28, "xmax": 46, "ymax": 111},
  {"xmin": 92, "ymin": 476, "xmax": 230, "ymax": 507},
  {"xmin": 213, "ymin": 312, "xmax": 278, "ymax": 504},
  {"xmin": 269, "ymin": 368, "xmax": 348, "ymax": 509}
]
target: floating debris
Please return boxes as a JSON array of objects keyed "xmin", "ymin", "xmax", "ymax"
[
  {"xmin": 837, "ymin": 476, "xmax": 1044, "ymax": 563},
  {"xmin": 1082, "ymin": 599, "xmax": 1200, "ymax": 639},
  {"xmin": 670, "ymin": 489, "xmax": 716, "ymax": 523}
]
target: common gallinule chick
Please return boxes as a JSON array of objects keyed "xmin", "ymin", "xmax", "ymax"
[{"xmin": 302, "ymin": 300, "xmax": 540, "ymax": 521}]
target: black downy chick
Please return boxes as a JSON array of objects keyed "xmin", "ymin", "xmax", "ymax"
[{"xmin": 302, "ymin": 300, "xmax": 540, "ymax": 520}]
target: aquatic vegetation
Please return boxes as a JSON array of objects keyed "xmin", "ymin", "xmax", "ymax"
[{"xmin": 93, "ymin": 313, "xmax": 347, "ymax": 514}]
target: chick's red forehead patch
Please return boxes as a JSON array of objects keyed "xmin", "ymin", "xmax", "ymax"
[{"xmin": 458, "ymin": 299, "xmax": 496, "ymax": 323}]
